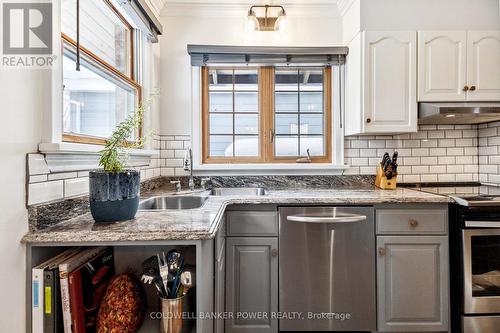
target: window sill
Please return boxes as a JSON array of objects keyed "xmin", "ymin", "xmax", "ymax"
[
  {"xmin": 38, "ymin": 142, "xmax": 158, "ymax": 173},
  {"xmin": 193, "ymin": 163, "xmax": 349, "ymax": 176}
]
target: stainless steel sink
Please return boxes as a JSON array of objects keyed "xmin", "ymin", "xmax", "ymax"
[
  {"xmin": 138, "ymin": 195, "xmax": 208, "ymax": 210},
  {"xmin": 210, "ymin": 187, "xmax": 268, "ymax": 196}
]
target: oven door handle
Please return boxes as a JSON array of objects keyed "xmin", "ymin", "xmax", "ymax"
[
  {"xmin": 287, "ymin": 214, "xmax": 367, "ymax": 224},
  {"xmin": 465, "ymin": 221, "xmax": 500, "ymax": 228}
]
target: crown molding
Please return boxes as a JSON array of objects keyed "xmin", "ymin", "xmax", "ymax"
[{"xmin": 161, "ymin": 1, "xmax": 340, "ymax": 18}]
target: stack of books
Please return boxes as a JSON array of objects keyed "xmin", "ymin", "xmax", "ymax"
[{"xmin": 32, "ymin": 247, "xmax": 115, "ymax": 333}]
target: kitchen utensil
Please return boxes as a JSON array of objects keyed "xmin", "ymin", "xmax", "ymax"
[
  {"xmin": 171, "ymin": 256, "xmax": 185, "ymax": 298},
  {"xmin": 158, "ymin": 253, "xmax": 171, "ymax": 296},
  {"xmin": 180, "ymin": 266, "xmax": 196, "ymax": 296},
  {"xmin": 141, "ymin": 255, "xmax": 160, "ymax": 284},
  {"xmin": 166, "ymin": 250, "xmax": 182, "ymax": 273},
  {"xmin": 154, "ymin": 277, "xmax": 167, "ymax": 298}
]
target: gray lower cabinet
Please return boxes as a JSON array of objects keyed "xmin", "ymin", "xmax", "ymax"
[
  {"xmin": 214, "ymin": 234, "xmax": 226, "ymax": 333},
  {"xmin": 377, "ymin": 236, "xmax": 449, "ymax": 332},
  {"xmin": 225, "ymin": 237, "xmax": 278, "ymax": 333}
]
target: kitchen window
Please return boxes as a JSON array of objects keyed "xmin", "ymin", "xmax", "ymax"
[
  {"xmin": 201, "ymin": 66, "xmax": 332, "ymax": 163},
  {"xmin": 61, "ymin": 0, "xmax": 141, "ymax": 145}
]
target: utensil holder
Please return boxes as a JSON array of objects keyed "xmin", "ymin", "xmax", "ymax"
[
  {"xmin": 375, "ymin": 164, "xmax": 397, "ymax": 190},
  {"xmin": 160, "ymin": 293, "xmax": 193, "ymax": 333}
]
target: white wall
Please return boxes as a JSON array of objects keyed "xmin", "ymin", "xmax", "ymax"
[
  {"xmin": 0, "ymin": 69, "xmax": 49, "ymax": 332},
  {"xmin": 343, "ymin": 0, "xmax": 500, "ymax": 46},
  {"xmin": 158, "ymin": 4, "xmax": 343, "ymax": 135},
  {"xmin": 360, "ymin": 0, "xmax": 500, "ymax": 31}
]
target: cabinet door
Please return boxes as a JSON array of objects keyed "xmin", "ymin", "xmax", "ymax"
[
  {"xmin": 225, "ymin": 238, "xmax": 278, "ymax": 333},
  {"xmin": 418, "ymin": 31, "xmax": 467, "ymax": 101},
  {"xmin": 467, "ymin": 31, "xmax": 500, "ymax": 101},
  {"xmin": 363, "ymin": 31, "xmax": 417, "ymax": 133},
  {"xmin": 214, "ymin": 236, "xmax": 225, "ymax": 333},
  {"xmin": 377, "ymin": 236, "xmax": 449, "ymax": 332}
]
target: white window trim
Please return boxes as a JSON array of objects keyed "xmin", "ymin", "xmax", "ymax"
[
  {"xmin": 191, "ymin": 66, "xmax": 347, "ymax": 175},
  {"xmin": 39, "ymin": 3, "xmax": 157, "ymax": 168}
]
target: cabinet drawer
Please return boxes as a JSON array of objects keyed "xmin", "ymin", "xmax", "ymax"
[
  {"xmin": 226, "ymin": 211, "xmax": 278, "ymax": 236},
  {"xmin": 376, "ymin": 209, "xmax": 447, "ymax": 235}
]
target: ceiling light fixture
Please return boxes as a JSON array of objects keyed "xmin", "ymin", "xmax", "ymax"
[{"xmin": 247, "ymin": 5, "xmax": 287, "ymax": 32}]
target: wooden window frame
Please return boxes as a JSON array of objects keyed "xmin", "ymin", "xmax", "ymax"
[
  {"xmin": 61, "ymin": 0, "xmax": 142, "ymax": 146},
  {"xmin": 202, "ymin": 66, "xmax": 332, "ymax": 164}
]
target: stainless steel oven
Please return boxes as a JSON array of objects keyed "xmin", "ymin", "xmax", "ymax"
[{"xmin": 462, "ymin": 222, "xmax": 500, "ymax": 332}]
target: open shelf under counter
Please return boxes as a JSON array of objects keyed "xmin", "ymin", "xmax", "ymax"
[{"xmin": 26, "ymin": 239, "xmax": 214, "ymax": 333}]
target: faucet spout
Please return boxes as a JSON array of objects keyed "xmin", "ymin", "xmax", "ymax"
[{"xmin": 184, "ymin": 148, "xmax": 194, "ymax": 191}]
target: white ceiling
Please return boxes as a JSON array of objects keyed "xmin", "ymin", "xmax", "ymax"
[{"xmin": 163, "ymin": 0, "xmax": 339, "ymax": 4}]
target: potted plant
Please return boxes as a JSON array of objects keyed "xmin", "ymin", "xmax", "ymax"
[{"xmin": 89, "ymin": 93, "xmax": 157, "ymax": 223}]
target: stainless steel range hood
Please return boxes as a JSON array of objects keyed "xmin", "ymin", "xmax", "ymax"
[{"xmin": 418, "ymin": 103, "xmax": 500, "ymax": 124}]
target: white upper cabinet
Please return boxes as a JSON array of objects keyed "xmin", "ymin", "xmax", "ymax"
[
  {"xmin": 418, "ymin": 31, "xmax": 500, "ymax": 101},
  {"xmin": 345, "ymin": 31, "xmax": 417, "ymax": 135},
  {"xmin": 418, "ymin": 31, "xmax": 467, "ymax": 101},
  {"xmin": 467, "ymin": 31, "xmax": 500, "ymax": 101}
]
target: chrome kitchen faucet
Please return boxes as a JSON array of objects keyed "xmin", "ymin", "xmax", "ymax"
[{"xmin": 183, "ymin": 148, "xmax": 195, "ymax": 191}]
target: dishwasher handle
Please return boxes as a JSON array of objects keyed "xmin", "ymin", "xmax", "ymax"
[{"xmin": 287, "ymin": 213, "xmax": 367, "ymax": 224}]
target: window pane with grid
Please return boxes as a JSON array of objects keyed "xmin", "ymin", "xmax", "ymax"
[
  {"xmin": 274, "ymin": 68, "xmax": 325, "ymax": 157},
  {"xmin": 208, "ymin": 69, "xmax": 259, "ymax": 158}
]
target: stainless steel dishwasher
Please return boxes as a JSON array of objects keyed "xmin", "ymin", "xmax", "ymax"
[{"xmin": 279, "ymin": 206, "xmax": 376, "ymax": 331}]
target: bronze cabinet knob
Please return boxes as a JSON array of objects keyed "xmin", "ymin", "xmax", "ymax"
[
  {"xmin": 271, "ymin": 249, "xmax": 279, "ymax": 257},
  {"xmin": 366, "ymin": 118, "xmax": 372, "ymax": 123},
  {"xmin": 409, "ymin": 219, "xmax": 419, "ymax": 228},
  {"xmin": 378, "ymin": 248, "xmax": 387, "ymax": 256},
  {"xmin": 463, "ymin": 85, "xmax": 469, "ymax": 91},
  {"xmin": 470, "ymin": 85, "xmax": 476, "ymax": 91}
]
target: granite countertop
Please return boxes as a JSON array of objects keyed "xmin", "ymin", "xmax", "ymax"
[{"xmin": 21, "ymin": 187, "xmax": 450, "ymax": 244}]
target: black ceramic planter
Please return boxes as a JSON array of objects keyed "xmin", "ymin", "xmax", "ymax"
[{"xmin": 89, "ymin": 170, "xmax": 140, "ymax": 223}]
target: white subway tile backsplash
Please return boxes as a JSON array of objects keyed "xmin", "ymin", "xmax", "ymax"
[
  {"xmin": 368, "ymin": 140, "xmax": 386, "ymax": 149},
  {"xmin": 421, "ymin": 156, "xmax": 438, "ymax": 165},
  {"xmin": 438, "ymin": 156, "xmax": 455, "ymax": 165},
  {"xmin": 438, "ymin": 139, "xmax": 455, "ymax": 147},
  {"xmin": 351, "ymin": 140, "xmax": 368, "ymax": 148},
  {"xmin": 438, "ymin": 174, "xmax": 456, "ymax": 182},
  {"xmin": 447, "ymin": 165, "xmax": 464, "ymax": 174},
  {"xmin": 421, "ymin": 174, "xmax": 438, "ymax": 182},
  {"xmin": 411, "ymin": 148, "xmax": 429, "ymax": 157},
  {"xmin": 479, "ymin": 127, "xmax": 497, "ymax": 137},
  {"xmin": 29, "ymin": 175, "xmax": 48, "ymax": 183},
  {"xmin": 359, "ymin": 149, "xmax": 377, "ymax": 157},
  {"xmin": 428, "ymin": 130, "xmax": 445, "ymax": 139},
  {"xmin": 160, "ymin": 168, "xmax": 175, "ymax": 177},
  {"xmin": 166, "ymin": 159, "xmax": 184, "ymax": 167},
  {"xmin": 48, "ymin": 172, "xmax": 78, "ymax": 181},
  {"xmin": 445, "ymin": 130, "xmax": 462, "ymax": 138},
  {"xmin": 166, "ymin": 141, "xmax": 184, "ymax": 149},
  {"xmin": 421, "ymin": 139, "xmax": 438, "ymax": 148},
  {"xmin": 447, "ymin": 147, "xmax": 464, "ymax": 156},
  {"xmin": 351, "ymin": 158, "xmax": 369, "ymax": 166},
  {"xmin": 429, "ymin": 148, "xmax": 447, "ymax": 156},
  {"xmin": 28, "ymin": 181, "xmax": 64, "ymax": 205},
  {"xmin": 479, "ymin": 146, "xmax": 497, "ymax": 155},
  {"xmin": 64, "ymin": 178, "xmax": 89, "ymax": 197},
  {"xmin": 28, "ymin": 153, "xmax": 50, "ymax": 175}
]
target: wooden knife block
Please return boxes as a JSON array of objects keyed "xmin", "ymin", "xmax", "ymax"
[{"xmin": 375, "ymin": 164, "xmax": 397, "ymax": 190}]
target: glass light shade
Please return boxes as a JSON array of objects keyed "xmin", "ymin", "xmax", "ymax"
[
  {"xmin": 275, "ymin": 14, "xmax": 287, "ymax": 31},
  {"xmin": 247, "ymin": 11, "xmax": 259, "ymax": 31}
]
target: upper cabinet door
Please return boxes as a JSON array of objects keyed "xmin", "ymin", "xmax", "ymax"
[
  {"xmin": 418, "ymin": 31, "xmax": 467, "ymax": 101},
  {"xmin": 467, "ymin": 31, "xmax": 500, "ymax": 101},
  {"xmin": 363, "ymin": 31, "xmax": 417, "ymax": 133}
]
